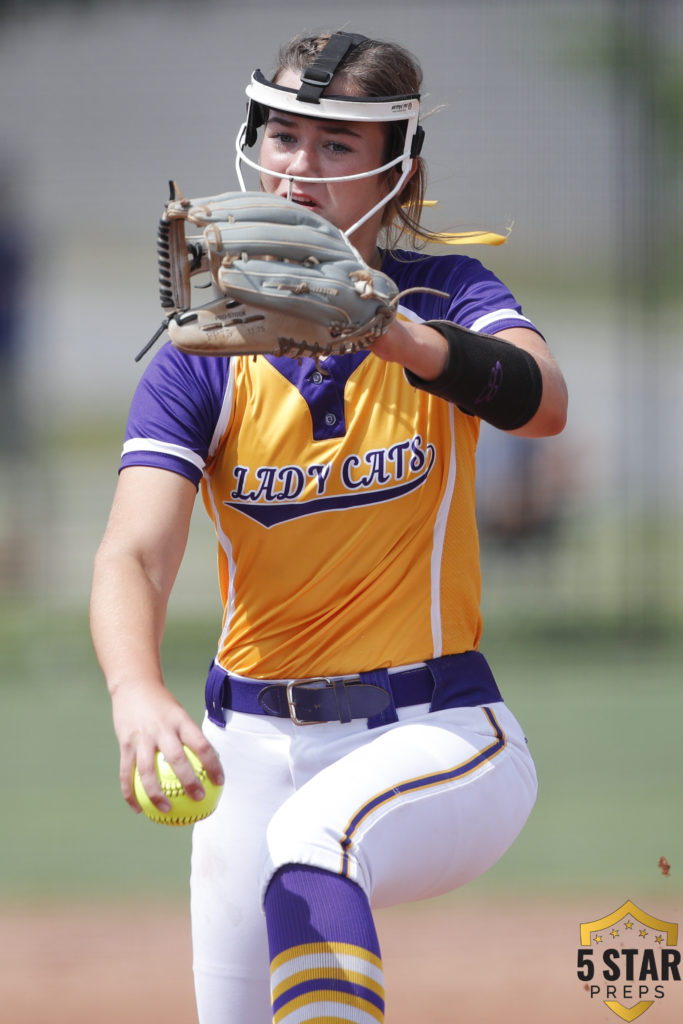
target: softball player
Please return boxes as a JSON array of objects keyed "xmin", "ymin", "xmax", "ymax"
[{"xmin": 91, "ymin": 31, "xmax": 568, "ymax": 1024}]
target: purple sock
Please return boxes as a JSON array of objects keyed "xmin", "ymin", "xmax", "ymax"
[{"xmin": 264, "ymin": 864, "xmax": 385, "ymax": 1023}]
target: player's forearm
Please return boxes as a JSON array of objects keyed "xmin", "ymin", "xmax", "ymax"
[
  {"xmin": 375, "ymin": 320, "xmax": 567, "ymax": 438},
  {"xmin": 372, "ymin": 319, "xmax": 449, "ymax": 379},
  {"xmin": 90, "ymin": 548, "xmax": 170, "ymax": 699},
  {"xmin": 90, "ymin": 466, "xmax": 196, "ymax": 698}
]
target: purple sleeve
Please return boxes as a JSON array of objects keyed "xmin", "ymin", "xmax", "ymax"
[
  {"xmin": 382, "ymin": 250, "xmax": 544, "ymax": 338},
  {"xmin": 120, "ymin": 342, "xmax": 230, "ymax": 487}
]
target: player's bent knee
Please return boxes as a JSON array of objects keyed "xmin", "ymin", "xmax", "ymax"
[{"xmin": 260, "ymin": 799, "xmax": 369, "ymax": 905}]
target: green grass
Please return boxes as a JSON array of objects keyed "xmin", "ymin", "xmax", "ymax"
[
  {"xmin": 1, "ymin": 603, "xmax": 215, "ymax": 904},
  {"xmin": 476, "ymin": 632, "xmax": 683, "ymax": 901},
  {"xmin": 1, "ymin": 602, "xmax": 681, "ymax": 904}
]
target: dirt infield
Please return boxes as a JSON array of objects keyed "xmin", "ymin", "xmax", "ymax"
[{"xmin": 1, "ymin": 898, "xmax": 681, "ymax": 1023}]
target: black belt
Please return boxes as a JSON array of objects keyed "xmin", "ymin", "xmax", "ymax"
[{"xmin": 205, "ymin": 652, "xmax": 502, "ymax": 729}]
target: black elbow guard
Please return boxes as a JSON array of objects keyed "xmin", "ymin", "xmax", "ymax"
[{"xmin": 404, "ymin": 320, "xmax": 543, "ymax": 430}]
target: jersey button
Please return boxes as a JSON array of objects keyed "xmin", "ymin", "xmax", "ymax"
[
  {"xmin": 324, "ymin": 412, "xmax": 337, "ymax": 426},
  {"xmin": 311, "ymin": 370, "xmax": 324, "ymax": 384}
]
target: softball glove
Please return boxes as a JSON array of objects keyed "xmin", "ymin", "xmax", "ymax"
[{"xmin": 147, "ymin": 184, "xmax": 401, "ymax": 360}]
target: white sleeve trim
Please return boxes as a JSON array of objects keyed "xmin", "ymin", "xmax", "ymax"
[
  {"xmin": 429, "ymin": 403, "xmax": 457, "ymax": 658},
  {"xmin": 396, "ymin": 303, "xmax": 426, "ymax": 324},
  {"xmin": 399, "ymin": 305, "xmax": 533, "ymax": 334},
  {"xmin": 209, "ymin": 360, "xmax": 236, "ymax": 457},
  {"xmin": 470, "ymin": 308, "xmax": 533, "ymax": 334},
  {"xmin": 122, "ymin": 438, "xmax": 206, "ymax": 472}
]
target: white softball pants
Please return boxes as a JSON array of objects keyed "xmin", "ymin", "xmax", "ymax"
[{"xmin": 190, "ymin": 699, "xmax": 537, "ymax": 1024}]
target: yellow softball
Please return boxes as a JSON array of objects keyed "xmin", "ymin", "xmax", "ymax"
[{"xmin": 133, "ymin": 745, "xmax": 223, "ymax": 826}]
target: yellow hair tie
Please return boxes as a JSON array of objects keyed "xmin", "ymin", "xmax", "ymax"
[
  {"xmin": 410, "ymin": 201, "xmax": 512, "ymax": 246},
  {"xmin": 415, "ymin": 228, "xmax": 510, "ymax": 246}
]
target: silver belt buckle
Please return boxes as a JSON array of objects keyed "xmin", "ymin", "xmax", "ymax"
[
  {"xmin": 286, "ymin": 678, "xmax": 329, "ymax": 726},
  {"xmin": 285, "ymin": 675, "xmax": 361, "ymax": 725}
]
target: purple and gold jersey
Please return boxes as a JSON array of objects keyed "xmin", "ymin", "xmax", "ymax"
[{"xmin": 121, "ymin": 250, "xmax": 540, "ymax": 678}]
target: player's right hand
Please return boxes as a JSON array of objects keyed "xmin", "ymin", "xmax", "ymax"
[{"xmin": 112, "ymin": 684, "xmax": 225, "ymax": 814}]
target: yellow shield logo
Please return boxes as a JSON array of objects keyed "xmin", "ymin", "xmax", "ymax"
[{"xmin": 578, "ymin": 900, "xmax": 680, "ymax": 1021}]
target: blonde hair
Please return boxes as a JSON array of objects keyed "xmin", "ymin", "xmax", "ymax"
[{"xmin": 273, "ymin": 33, "xmax": 431, "ymax": 249}]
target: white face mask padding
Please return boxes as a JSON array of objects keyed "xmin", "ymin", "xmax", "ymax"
[{"xmin": 235, "ymin": 71, "xmax": 422, "ymax": 238}]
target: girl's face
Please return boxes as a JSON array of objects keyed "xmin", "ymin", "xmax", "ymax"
[{"xmin": 257, "ymin": 70, "xmax": 392, "ymax": 262}]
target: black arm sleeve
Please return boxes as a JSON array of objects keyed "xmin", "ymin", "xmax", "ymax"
[{"xmin": 404, "ymin": 319, "xmax": 543, "ymax": 431}]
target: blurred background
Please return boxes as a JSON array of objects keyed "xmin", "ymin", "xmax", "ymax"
[{"xmin": 0, "ymin": 0, "xmax": 681, "ymax": 1018}]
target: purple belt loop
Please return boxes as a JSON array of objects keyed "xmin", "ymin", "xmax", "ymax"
[
  {"xmin": 426, "ymin": 651, "xmax": 502, "ymax": 713},
  {"xmin": 362, "ymin": 668, "xmax": 399, "ymax": 730},
  {"xmin": 205, "ymin": 660, "xmax": 228, "ymax": 727}
]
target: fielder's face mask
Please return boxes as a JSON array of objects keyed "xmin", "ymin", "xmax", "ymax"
[{"xmin": 235, "ymin": 31, "xmax": 424, "ymax": 238}]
